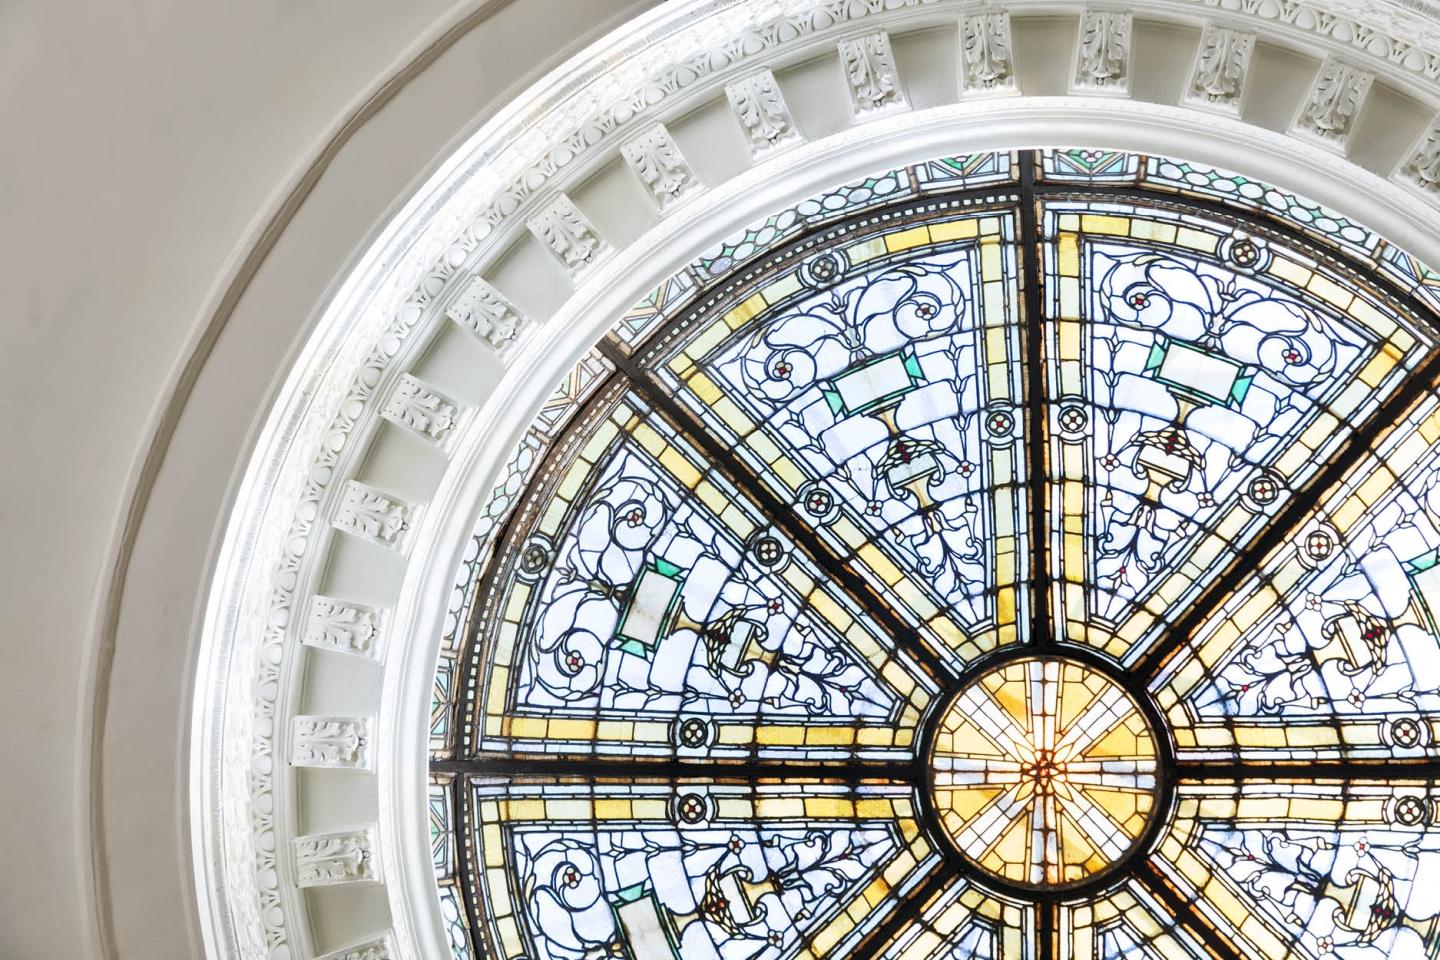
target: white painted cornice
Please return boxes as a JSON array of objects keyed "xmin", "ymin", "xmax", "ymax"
[{"xmin": 189, "ymin": 1, "xmax": 1440, "ymax": 958}]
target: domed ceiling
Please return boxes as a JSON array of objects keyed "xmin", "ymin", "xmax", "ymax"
[{"xmin": 426, "ymin": 149, "xmax": 1440, "ymax": 960}]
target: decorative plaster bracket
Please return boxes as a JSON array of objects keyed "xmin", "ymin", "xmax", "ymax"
[
  {"xmin": 1395, "ymin": 115, "xmax": 1440, "ymax": 197},
  {"xmin": 315, "ymin": 935, "xmax": 397, "ymax": 960},
  {"xmin": 726, "ymin": 69, "xmax": 804, "ymax": 157},
  {"xmin": 381, "ymin": 373, "xmax": 468, "ymax": 450},
  {"xmin": 1072, "ymin": 9, "xmax": 1133, "ymax": 97},
  {"xmin": 526, "ymin": 194, "xmax": 611, "ymax": 277},
  {"xmin": 838, "ymin": 31, "xmax": 907, "ymax": 118},
  {"xmin": 1291, "ymin": 56, "xmax": 1375, "ymax": 154},
  {"xmin": 446, "ymin": 276, "xmax": 525, "ymax": 350},
  {"xmin": 1183, "ymin": 23, "xmax": 1256, "ymax": 116},
  {"xmin": 621, "ymin": 122, "xmax": 704, "ymax": 212},
  {"xmin": 332, "ymin": 480, "xmax": 422, "ymax": 554},
  {"xmin": 293, "ymin": 827, "xmax": 381, "ymax": 887},
  {"xmin": 959, "ymin": 12, "xmax": 1019, "ymax": 97},
  {"xmin": 290, "ymin": 716, "xmax": 375, "ymax": 771}
]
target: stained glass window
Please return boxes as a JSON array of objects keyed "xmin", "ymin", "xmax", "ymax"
[{"xmin": 432, "ymin": 150, "xmax": 1440, "ymax": 960}]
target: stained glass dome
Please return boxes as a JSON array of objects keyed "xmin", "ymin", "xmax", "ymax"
[{"xmin": 427, "ymin": 149, "xmax": 1440, "ymax": 960}]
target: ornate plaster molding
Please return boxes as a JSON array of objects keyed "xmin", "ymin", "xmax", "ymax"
[
  {"xmin": 1073, "ymin": 9, "xmax": 1133, "ymax": 95},
  {"xmin": 293, "ymin": 827, "xmax": 380, "ymax": 887},
  {"xmin": 959, "ymin": 12, "xmax": 1019, "ymax": 96},
  {"xmin": 332, "ymin": 481, "xmax": 422, "ymax": 553},
  {"xmin": 1398, "ymin": 115, "xmax": 1440, "ymax": 196},
  {"xmin": 191, "ymin": 3, "xmax": 1440, "ymax": 960},
  {"xmin": 621, "ymin": 122, "xmax": 704, "ymax": 212},
  {"xmin": 1183, "ymin": 23, "xmax": 1256, "ymax": 115},
  {"xmin": 726, "ymin": 69, "xmax": 804, "ymax": 156},
  {"xmin": 446, "ymin": 276, "xmax": 525, "ymax": 350},
  {"xmin": 1291, "ymin": 55, "xmax": 1375, "ymax": 153},
  {"xmin": 526, "ymin": 193, "xmax": 610, "ymax": 276},
  {"xmin": 302, "ymin": 597, "xmax": 388, "ymax": 661},
  {"xmin": 838, "ymin": 31, "xmax": 908, "ymax": 118},
  {"xmin": 290, "ymin": 716, "xmax": 374, "ymax": 771},
  {"xmin": 314, "ymin": 936, "xmax": 397, "ymax": 960},
  {"xmin": 381, "ymin": 374, "xmax": 468, "ymax": 449}
]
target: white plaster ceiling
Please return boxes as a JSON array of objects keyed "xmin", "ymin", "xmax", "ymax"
[
  {"xmin": 0, "ymin": 2, "xmax": 657, "ymax": 957},
  {"xmin": 10, "ymin": 0, "xmax": 1440, "ymax": 957}
]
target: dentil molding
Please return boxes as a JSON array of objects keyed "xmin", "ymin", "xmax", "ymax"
[{"xmin": 189, "ymin": 1, "xmax": 1440, "ymax": 959}]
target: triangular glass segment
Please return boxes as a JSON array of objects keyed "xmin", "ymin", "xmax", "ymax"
[
  {"xmin": 1039, "ymin": 200, "xmax": 1431, "ymax": 660},
  {"xmin": 1155, "ymin": 781, "xmax": 1440, "ymax": 960},
  {"xmin": 467, "ymin": 388, "xmax": 937, "ymax": 761},
  {"xmin": 464, "ymin": 780, "xmax": 937, "ymax": 960},
  {"xmin": 653, "ymin": 209, "xmax": 1030, "ymax": 669},
  {"xmin": 1157, "ymin": 396, "xmax": 1440, "ymax": 762}
]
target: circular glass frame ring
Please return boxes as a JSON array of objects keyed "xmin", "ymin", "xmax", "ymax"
[{"xmin": 926, "ymin": 647, "xmax": 1175, "ymax": 897}]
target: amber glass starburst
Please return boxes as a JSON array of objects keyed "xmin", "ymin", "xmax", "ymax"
[{"xmin": 931, "ymin": 657, "xmax": 1160, "ymax": 889}]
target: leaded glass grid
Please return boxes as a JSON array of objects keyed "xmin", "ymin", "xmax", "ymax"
[{"xmin": 430, "ymin": 150, "xmax": 1440, "ymax": 960}]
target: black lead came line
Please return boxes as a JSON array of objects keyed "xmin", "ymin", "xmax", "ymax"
[
  {"xmin": 847, "ymin": 858, "xmax": 962, "ymax": 960},
  {"xmin": 1037, "ymin": 899, "xmax": 1057, "ymax": 960},
  {"xmin": 432, "ymin": 755, "xmax": 920, "ymax": 783},
  {"xmin": 449, "ymin": 771, "xmax": 490, "ymax": 959},
  {"xmin": 1133, "ymin": 345, "xmax": 1440, "ymax": 684},
  {"xmin": 1137, "ymin": 859, "xmax": 1248, "ymax": 960},
  {"xmin": 1176, "ymin": 757, "xmax": 1440, "ymax": 782},
  {"xmin": 1018, "ymin": 150, "xmax": 1055, "ymax": 653}
]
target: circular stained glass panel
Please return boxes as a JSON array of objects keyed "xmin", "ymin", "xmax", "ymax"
[
  {"xmin": 431, "ymin": 149, "xmax": 1440, "ymax": 960},
  {"xmin": 930, "ymin": 656, "xmax": 1162, "ymax": 890}
]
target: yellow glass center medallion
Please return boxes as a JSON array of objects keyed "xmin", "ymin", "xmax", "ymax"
[{"xmin": 930, "ymin": 657, "xmax": 1160, "ymax": 889}]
